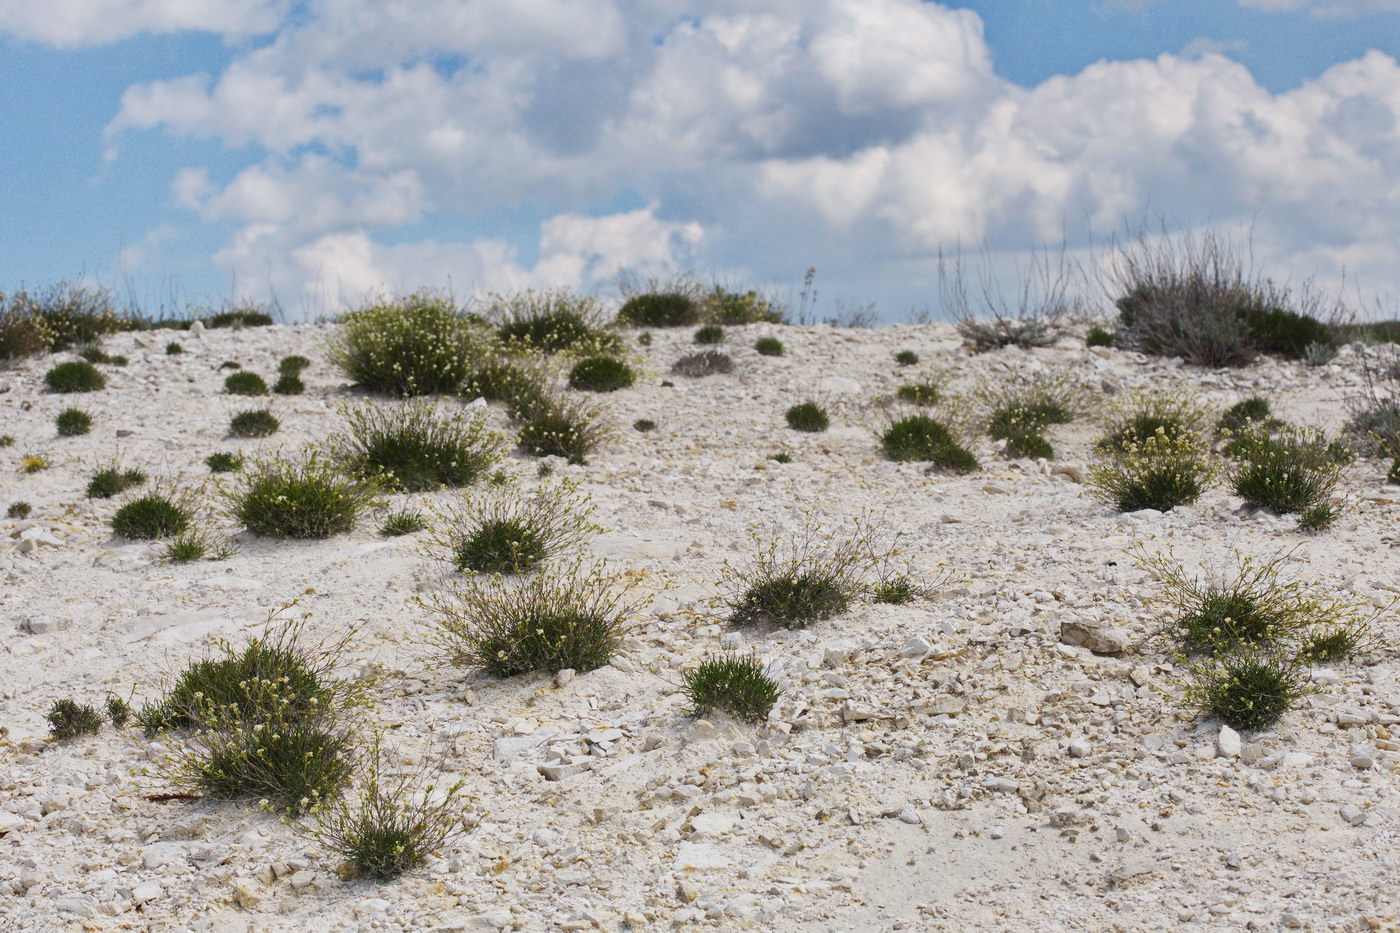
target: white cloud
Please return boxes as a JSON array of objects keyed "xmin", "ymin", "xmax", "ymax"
[
  {"xmin": 0, "ymin": 0, "xmax": 287, "ymax": 46},
  {"xmin": 1240, "ymin": 0, "xmax": 1400, "ymax": 13},
  {"xmin": 88, "ymin": 0, "xmax": 1400, "ymax": 315}
]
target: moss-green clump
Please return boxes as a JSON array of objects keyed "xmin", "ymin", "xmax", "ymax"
[
  {"xmin": 568, "ymin": 357, "xmax": 636, "ymax": 393},
  {"xmin": 881, "ymin": 415, "xmax": 978, "ymax": 472},
  {"xmin": 111, "ymin": 491, "xmax": 192, "ymax": 540},
  {"xmin": 785, "ymin": 402, "xmax": 829, "ymax": 433},
  {"xmin": 683, "ymin": 654, "xmax": 781, "ymax": 722},
  {"xmin": 229, "ymin": 409, "xmax": 280, "ymax": 438},
  {"xmin": 44, "ymin": 360, "xmax": 105, "ymax": 393},
  {"xmin": 55, "ymin": 408, "xmax": 93, "ymax": 437},
  {"xmin": 754, "ymin": 337, "xmax": 785, "ymax": 357},
  {"xmin": 224, "ymin": 372, "xmax": 269, "ymax": 396},
  {"xmin": 618, "ymin": 293, "xmax": 701, "ymax": 328}
]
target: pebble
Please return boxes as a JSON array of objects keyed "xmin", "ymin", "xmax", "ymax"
[{"xmin": 1217, "ymin": 725, "xmax": 1241, "ymax": 758}]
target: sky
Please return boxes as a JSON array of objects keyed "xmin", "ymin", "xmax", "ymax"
[{"xmin": 1, "ymin": 0, "xmax": 1399, "ymax": 322}]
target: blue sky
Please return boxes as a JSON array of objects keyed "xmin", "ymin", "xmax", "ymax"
[{"xmin": 2, "ymin": 0, "xmax": 1399, "ymax": 321}]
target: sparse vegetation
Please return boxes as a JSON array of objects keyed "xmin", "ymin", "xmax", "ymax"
[
  {"xmin": 633, "ymin": 418, "xmax": 657, "ymax": 433},
  {"xmin": 894, "ymin": 350, "xmax": 919, "ymax": 366},
  {"xmin": 21, "ymin": 455, "xmax": 49, "ymax": 474},
  {"xmin": 86, "ymin": 466, "xmax": 146, "ymax": 499},
  {"xmin": 671, "ymin": 350, "xmax": 734, "ymax": 378},
  {"xmin": 1, "ymin": 280, "xmax": 133, "ymax": 360},
  {"xmin": 1097, "ymin": 388, "xmax": 1213, "ymax": 452},
  {"xmin": 433, "ymin": 479, "xmax": 599, "ymax": 575},
  {"xmin": 683, "ymin": 653, "xmax": 781, "ymax": 722},
  {"xmin": 163, "ymin": 528, "xmax": 238, "ymax": 563},
  {"xmin": 44, "ymin": 360, "xmax": 105, "ymax": 393},
  {"xmin": 378, "ymin": 508, "xmax": 427, "ymax": 537},
  {"xmin": 880, "ymin": 414, "xmax": 978, "ymax": 472},
  {"xmin": 754, "ymin": 337, "xmax": 785, "ymax": 357},
  {"xmin": 205, "ymin": 451, "xmax": 244, "ymax": 474},
  {"xmin": 1228, "ymin": 425, "xmax": 1348, "ymax": 528},
  {"xmin": 618, "ymin": 293, "xmax": 701, "ymax": 328},
  {"xmin": 1086, "ymin": 326, "xmax": 1114, "ymax": 348},
  {"xmin": 165, "ymin": 342, "xmax": 184, "ymax": 355},
  {"xmin": 7, "ymin": 502, "xmax": 32, "ymax": 519},
  {"xmin": 111, "ymin": 490, "xmax": 192, "ymax": 540},
  {"xmin": 55, "ymin": 408, "xmax": 92, "ymax": 437},
  {"xmin": 47, "ymin": 699, "xmax": 105, "ymax": 740},
  {"xmin": 694, "ymin": 325, "xmax": 725, "ymax": 345},
  {"xmin": 328, "ymin": 399, "xmax": 504, "ymax": 493},
  {"xmin": 515, "ymin": 392, "xmax": 611, "ymax": 464},
  {"xmin": 224, "ymin": 372, "xmax": 269, "ymax": 396},
  {"xmin": 896, "ymin": 383, "xmax": 939, "ymax": 406},
  {"xmin": 229, "ymin": 408, "xmax": 280, "ymax": 438},
  {"xmin": 327, "ymin": 291, "xmax": 488, "ymax": 396},
  {"xmin": 106, "ymin": 696, "xmax": 133, "ymax": 728},
  {"xmin": 278, "ymin": 355, "xmax": 311, "ymax": 375},
  {"xmin": 568, "ymin": 357, "xmax": 636, "ymax": 393},
  {"xmin": 273, "ymin": 373, "xmax": 305, "ymax": 395},
  {"xmin": 225, "ymin": 453, "xmax": 375, "ymax": 539},
  {"xmin": 1183, "ymin": 648, "xmax": 1311, "ymax": 732},
  {"xmin": 785, "ymin": 402, "xmax": 830, "ymax": 433},
  {"xmin": 724, "ymin": 520, "xmax": 887, "ymax": 629}
]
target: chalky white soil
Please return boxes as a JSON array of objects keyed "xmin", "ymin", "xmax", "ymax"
[{"xmin": 2, "ymin": 321, "xmax": 1399, "ymax": 933}]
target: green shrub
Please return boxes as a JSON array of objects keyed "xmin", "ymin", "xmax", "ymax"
[
  {"xmin": 0, "ymin": 309, "xmax": 48, "ymax": 361},
  {"xmin": 1088, "ymin": 432, "xmax": 1213, "ymax": 512},
  {"xmin": 979, "ymin": 371, "xmax": 1086, "ymax": 441},
  {"xmin": 515, "ymin": 393, "xmax": 611, "ymax": 464},
  {"xmin": 21, "ymin": 455, "xmax": 48, "ymax": 474},
  {"xmin": 894, "ymin": 350, "xmax": 919, "ymax": 366},
  {"xmin": 880, "ymin": 415, "xmax": 978, "ymax": 472},
  {"xmin": 1096, "ymin": 388, "xmax": 1212, "ymax": 452},
  {"xmin": 423, "ymin": 559, "xmax": 638, "ymax": 676},
  {"xmin": 2, "ymin": 280, "xmax": 132, "ymax": 356},
  {"xmin": 327, "ymin": 291, "xmax": 488, "ymax": 396},
  {"xmin": 568, "ymin": 357, "xmax": 636, "ymax": 393},
  {"xmin": 47, "ymin": 699, "xmax": 104, "ymax": 740},
  {"xmin": 769, "ymin": 452, "xmax": 792, "ymax": 463},
  {"xmin": 1182, "ymin": 648, "xmax": 1310, "ymax": 731},
  {"xmin": 1245, "ymin": 305, "xmax": 1333, "ymax": 360},
  {"xmin": 1086, "ymin": 327, "xmax": 1114, "ymax": 348},
  {"xmin": 1003, "ymin": 431, "xmax": 1054, "ymax": 459},
  {"xmin": 871, "ymin": 574, "xmax": 921, "ymax": 605},
  {"xmin": 683, "ymin": 653, "xmax": 780, "ymax": 722},
  {"xmin": 278, "ymin": 355, "xmax": 311, "ymax": 375},
  {"xmin": 491, "ymin": 289, "xmax": 620, "ymax": 355},
  {"xmin": 705, "ymin": 288, "xmax": 785, "ymax": 325},
  {"xmin": 785, "ymin": 402, "xmax": 829, "ymax": 433},
  {"xmin": 224, "ymin": 372, "xmax": 269, "ymax": 396},
  {"xmin": 693, "ymin": 325, "xmax": 725, "ymax": 345},
  {"xmin": 1388, "ymin": 459, "xmax": 1400, "ymax": 485},
  {"xmin": 754, "ymin": 337, "xmax": 785, "ymax": 357},
  {"xmin": 1216, "ymin": 396, "xmax": 1278, "ymax": 437},
  {"xmin": 220, "ymin": 360, "xmax": 241, "ymax": 370},
  {"xmin": 162, "ymin": 528, "xmax": 237, "ymax": 564},
  {"xmin": 724, "ymin": 520, "xmax": 887, "ymax": 629},
  {"xmin": 378, "ymin": 509, "xmax": 427, "ymax": 537},
  {"xmin": 896, "ymin": 383, "xmax": 939, "ymax": 406},
  {"xmin": 79, "ymin": 346, "xmax": 126, "ymax": 366},
  {"xmin": 86, "ymin": 467, "xmax": 145, "ymax": 499},
  {"xmin": 205, "ymin": 452, "xmax": 244, "ymax": 474},
  {"xmin": 229, "ymin": 408, "xmax": 279, "ymax": 438},
  {"xmin": 1228, "ymin": 425, "xmax": 1348, "ymax": 526},
  {"xmin": 55, "ymin": 408, "xmax": 92, "ymax": 437},
  {"xmin": 0, "ymin": 434, "xmax": 12, "ymax": 448},
  {"xmin": 165, "ymin": 342, "xmax": 184, "ymax": 355},
  {"xmin": 106, "ymin": 696, "xmax": 133, "ymax": 728},
  {"xmin": 633, "ymin": 419, "xmax": 657, "ymax": 433},
  {"xmin": 433, "ymin": 478, "xmax": 598, "ymax": 575},
  {"xmin": 329, "ymin": 399, "xmax": 504, "ymax": 493},
  {"xmin": 618, "ymin": 293, "xmax": 700, "ymax": 328},
  {"xmin": 464, "ymin": 357, "xmax": 550, "ymax": 416},
  {"xmin": 6, "ymin": 502, "xmax": 32, "ymax": 519},
  {"xmin": 226, "ymin": 453, "xmax": 375, "ymax": 539},
  {"xmin": 205, "ymin": 305, "xmax": 276, "ymax": 328},
  {"xmin": 272, "ymin": 373, "xmax": 305, "ymax": 395},
  {"xmin": 44, "ymin": 360, "xmax": 105, "ymax": 393},
  {"xmin": 111, "ymin": 490, "xmax": 192, "ymax": 540},
  {"xmin": 637, "ymin": 331, "xmax": 653, "ymax": 347},
  {"xmin": 297, "ymin": 743, "xmax": 469, "ymax": 880},
  {"xmin": 671, "ymin": 350, "xmax": 734, "ymax": 378}
]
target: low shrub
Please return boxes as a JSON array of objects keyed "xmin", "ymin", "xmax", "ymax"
[
  {"xmin": 224, "ymin": 372, "xmax": 269, "ymax": 396},
  {"xmin": 1215, "ymin": 396, "xmax": 1279, "ymax": 438},
  {"xmin": 978, "ymin": 370, "xmax": 1087, "ymax": 440},
  {"xmin": 86, "ymin": 466, "xmax": 145, "ymax": 499},
  {"xmin": 7, "ymin": 502, "xmax": 32, "ymax": 519},
  {"xmin": 205, "ymin": 451, "xmax": 244, "ymax": 474},
  {"xmin": 165, "ymin": 342, "xmax": 184, "ymax": 355},
  {"xmin": 754, "ymin": 337, "xmax": 785, "ymax": 357},
  {"xmin": 871, "ymin": 573, "xmax": 922, "ymax": 605},
  {"xmin": 111, "ymin": 490, "xmax": 192, "ymax": 540},
  {"xmin": 379, "ymin": 508, "xmax": 427, "ymax": 537},
  {"xmin": 55, "ymin": 408, "xmax": 92, "ymax": 437},
  {"xmin": 1182, "ymin": 648, "xmax": 1311, "ymax": 732},
  {"xmin": 327, "ymin": 291, "xmax": 489, "ymax": 396},
  {"xmin": 272, "ymin": 373, "xmax": 305, "ymax": 395},
  {"xmin": 770, "ymin": 452, "xmax": 792, "ymax": 463},
  {"xmin": 278, "ymin": 355, "xmax": 311, "ymax": 375},
  {"xmin": 617, "ymin": 293, "xmax": 700, "ymax": 328},
  {"xmin": 568, "ymin": 357, "xmax": 636, "ymax": 393},
  {"xmin": 44, "ymin": 360, "xmax": 105, "ymax": 393},
  {"xmin": 229, "ymin": 409, "xmax": 279, "ymax": 438},
  {"xmin": 880, "ymin": 414, "xmax": 978, "ymax": 472},
  {"xmin": 1228, "ymin": 425, "xmax": 1348, "ymax": 527},
  {"xmin": 79, "ymin": 346, "xmax": 126, "ymax": 366},
  {"xmin": 705, "ymin": 288, "xmax": 785, "ymax": 325},
  {"xmin": 693, "ymin": 325, "xmax": 725, "ymax": 345},
  {"xmin": 432, "ymin": 478, "xmax": 599, "ymax": 575},
  {"xmin": 896, "ymin": 383, "xmax": 939, "ymax": 406},
  {"xmin": 1096, "ymin": 388, "xmax": 1213, "ymax": 452},
  {"xmin": 491, "ymin": 289, "xmax": 620, "ymax": 355},
  {"xmin": 1003, "ymin": 431, "xmax": 1054, "ymax": 459},
  {"xmin": 328, "ymin": 399, "xmax": 504, "ymax": 493},
  {"xmin": 1088, "ymin": 432, "xmax": 1213, "ymax": 512},
  {"xmin": 162, "ymin": 528, "xmax": 238, "ymax": 564},
  {"xmin": 21, "ymin": 455, "xmax": 49, "ymax": 474},
  {"xmin": 515, "ymin": 393, "xmax": 611, "ymax": 464},
  {"xmin": 683, "ymin": 653, "xmax": 781, "ymax": 722},
  {"xmin": 0, "ymin": 435, "xmax": 12, "ymax": 448},
  {"xmin": 205, "ymin": 305, "xmax": 276, "ymax": 328},
  {"xmin": 894, "ymin": 350, "xmax": 919, "ymax": 366},
  {"xmin": 1086, "ymin": 327, "xmax": 1114, "ymax": 348},
  {"xmin": 422, "ymin": 559, "xmax": 639, "ymax": 676},
  {"xmin": 633, "ymin": 419, "xmax": 657, "ymax": 433},
  {"xmin": 106, "ymin": 696, "xmax": 132, "ymax": 728},
  {"xmin": 671, "ymin": 350, "xmax": 734, "ymax": 378},
  {"xmin": 785, "ymin": 402, "xmax": 829, "ymax": 433},
  {"xmin": 47, "ymin": 699, "xmax": 104, "ymax": 740},
  {"xmin": 2, "ymin": 280, "xmax": 133, "ymax": 357},
  {"xmin": 225, "ymin": 453, "xmax": 376, "ymax": 539},
  {"xmin": 463, "ymin": 357, "xmax": 550, "ymax": 417},
  {"xmin": 724, "ymin": 519, "xmax": 887, "ymax": 629}
]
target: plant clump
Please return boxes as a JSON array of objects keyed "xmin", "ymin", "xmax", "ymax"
[
  {"xmin": 618, "ymin": 292, "xmax": 701, "ymax": 328},
  {"xmin": 1096, "ymin": 388, "xmax": 1213, "ymax": 453},
  {"xmin": 1088, "ymin": 431, "xmax": 1213, "ymax": 513},
  {"xmin": 490, "ymin": 289, "xmax": 620, "ymax": 355},
  {"xmin": 880, "ymin": 414, "xmax": 978, "ymax": 473},
  {"xmin": 1, "ymin": 280, "xmax": 133, "ymax": 360},
  {"xmin": 7, "ymin": 502, "xmax": 32, "ymax": 519},
  {"xmin": 422, "ymin": 559, "xmax": 639, "ymax": 677},
  {"xmin": 633, "ymin": 419, "xmax": 657, "ymax": 433},
  {"xmin": 683, "ymin": 653, "xmax": 781, "ymax": 722},
  {"xmin": 86, "ymin": 466, "xmax": 145, "ymax": 499},
  {"xmin": 1228, "ymin": 425, "xmax": 1348, "ymax": 530},
  {"xmin": 225, "ymin": 453, "xmax": 376, "ymax": 539},
  {"xmin": 44, "ymin": 360, "xmax": 106, "ymax": 393},
  {"xmin": 670, "ymin": 350, "xmax": 734, "ymax": 378},
  {"xmin": 568, "ymin": 356, "xmax": 636, "ymax": 393},
  {"xmin": 693, "ymin": 325, "xmax": 725, "ymax": 345},
  {"xmin": 55, "ymin": 407, "xmax": 93, "ymax": 437},
  {"xmin": 754, "ymin": 337, "xmax": 785, "ymax": 357},
  {"xmin": 328, "ymin": 399, "xmax": 504, "ymax": 493},
  {"xmin": 432, "ymin": 479, "xmax": 599, "ymax": 575},
  {"xmin": 895, "ymin": 383, "xmax": 939, "ymax": 406},
  {"xmin": 111, "ymin": 490, "xmax": 192, "ymax": 540},
  {"xmin": 166, "ymin": 342, "xmax": 184, "ymax": 355},
  {"xmin": 515, "ymin": 392, "xmax": 611, "ymax": 464},
  {"xmin": 379, "ymin": 508, "xmax": 427, "ymax": 537},
  {"xmin": 327, "ymin": 291, "xmax": 489, "ymax": 396},
  {"xmin": 1086, "ymin": 327, "xmax": 1114, "ymax": 348},
  {"xmin": 205, "ymin": 451, "xmax": 244, "ymax": 473},
  {"xmin": 229, "ymin": 408, "xmax": 280, "ymax": 438},
  {"xmin": 47, "ymin": 699, "xmax": 105, "ymax": 740},
  {"xmin": 894, "ymin": 350, "xmax": 919, "ymax": 366},
  {"xmin": 785, "ymin": 402, "xmax": 830, "ymax": 433},
  {"xmin": 1182, "ymin": 649, "xmax": 1311, "ymax": 732},
  {"xmin": 273, "ymin": 373, "xmax": 305, "ymax": 395},
  {"xmin": 224, "ymin": 372, "xmax": 269, "ymax": 396},
  {"xmin": 705, "ymin": 287, "xmax": 785, "ymax": 324}
]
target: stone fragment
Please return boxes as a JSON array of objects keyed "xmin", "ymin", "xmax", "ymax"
[
  {"xmin": 900, "ymin": 637, "xmax": 933, "ymax": 658},
  {"xmin": 130, "ymin": 881, "xmax": 161, "ymax": 905},
  {"xmin": 1217, "ymin": 725, "xmax": 1241, "ymax": 758},
  {"xmin": 1059, "ymin": 620, "xmax": 1130, "ymax": 654}
]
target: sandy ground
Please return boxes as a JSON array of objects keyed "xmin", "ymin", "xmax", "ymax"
[{"xmin": 2, "ymin": 319, "xmax": 1399, "ymax": 932}]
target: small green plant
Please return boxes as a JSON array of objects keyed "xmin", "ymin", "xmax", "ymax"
[
  {"xmin": 165, "ymin": 341, "xmax": 184, "ymax": 355},
  {"xmin": 1388, "ymin": 458, "xmax": 1400, "ymax": 485},
  {"xmin": 515, "ymin": 393, "xmax": 611, "ymax": 464},
  {"xmin": 432, "ymin": 478, "xmax": 599, "ymax": 575},
  {"xmin": 617, "ymin": 292, "xmax": 701, "ymax": 328},
  {"xmin": 78, "ymin": 346, "xmax": 126, "ymax": 366},
  {"xmin": 705, "ymin": 287, "xmax": 785, "ymax": 324},
  {"xmin": 111, "ymin": 489, "xmax": 193, "ymax": 540},
  {"xmin": 86, "ymin": 466, "xmax": 146, "ymax": 499},
  {"xmin": 327, "ymin": 291, "xmax": 489, "ymax": 396},
  {"xmin": 225, "ymin": 453, "xmax": 375, "ymax": 539},
  {"xmin": 637, "ymin": 331, "xmax": 653, "ymax": 347},
  {"xmin": 633, "ymin": 419, "xmax": 657, "ymax": 433},
  {"xmin": 568, "ymin": 356, "xmax": 636, "ymax": 393},
  {"xmin": 754, "ymin": 336, "xmax": 785, "ymax": 357},
  {"xmin": 229, "ymin": 408, "xmax": 280, "ymax": 438},
  {"xmin": 21, "ymin": 455, "xmax": 49, "ymax": 474},
  {"xmin": 1182, "ymin": 648, "xmax": 1311, "ymax": 732},
  {"xmin": 297, "ymin": 741, "xmax": 469, "ymax": 880},
  {"xmin": 769, "ymin": 452, "xmax": 792, "ymax": 464},
  {"xmin": 1086, "ymin": 327, "xmax": 1114, "ymax": 348},
  {"xmin": 978, "ymin": 370, "xmax": 1086, "ymax": 440},
  {"xmin": 1097, "ymin": 388, "xmax": 1213, "ymax": 452},
  {"xmin": 694, "ymin": 325, "xmax": 725, "ymax": 345},
  {"xmin": 205, "ymin": 305, "xmax": 276, "ymax": 328},
  {"xmin": 0, "ymin": 434, "xmax": 12, "ymax": 448},
  {"xmin": 491, "ymin": 289, "xmax": 620, "ymax": 355},
  {"xmin": 106, "ymin": 696, "xmax": 133, "ymax": 728},
  {"xmin": 47, "ymin": 699, "xmax": 104, "ymax": 740},
  {"xmin": 1088, "ymin": 431, "xmax": 1213, "ymax": 512},
  {"xmin": 682, "ymin": 653, "xmax": 781, "ymax": 722},
  {"xmin": 1216, "ymin": 396, "xmax": 1275, "ymax": 437},
  {"xmin": 278, "ymin": 355, "xmax": 311, "ymax": 375},
  {"xmin": 329, "ymin": 399, "xmax": 505, "ymax": 493},
  {"xmin": 895, "ymin": 383, "xmax": 939, "ymax": 406},
  {"xmin": 422, "ymin": 559, "xmax": 639, "ymax": 677},
  {"xmin": 785, "ymin": 402, "xmax": 829, "ymax": 433},
  {"xmin": 224, "ymin": 371, "xmax": 269, "ymax": 396},
  {"xmin": 1003, "ymin": 431, "xmax": 1054, "ymax": 459},
  {"xmin": 871, "ymin": 573, "xmax": 921, "ymax": 605},
  {"xmin": 163, "ymin": 528, "xmax": 237, "ymax": 563},
  {"xmin": 660, "ymin": 380, "xmax": 674, "ymax": 388},
  {"xmin": 55, "ymin": 408, "xmax": 93, "ymax": 437},
  {"xmin": 205, "ymin": 451, "xmax": 244, "ymax": 474},
  {"xmin": 463, "ymin": 357, "xmax": 550, "ymax": 417},
  {"xmin": 6, "ymin": 502, "xmax": 32, "ymax": 519},
  {"xmin": 894, "ymin": 350, "xmax": 919, "ymax": 366},
  {"xmin": 379, "ymin": 508, "xmax": 427, "ymax": 537},
  {"xmin": 220, "ymin": 361, "xmax": 242, "ymax": 370},
  {"xmin": 273, "ymin": 373, "xmax": 305, "ymax": 395},
  {"xmin": 1229, "ymin": 425, "xmax": 1348, "ymax": 528},
  {"xmin": 671, "ymin": 350, "xmax": 734, "ymax": 377},
  {"xmin": 44, "ymin": 360, "xmax": 105, "ymax": 393},
  {"xmin": 880, "ymin": 414, "xmax": 978, "ymax": 472}
]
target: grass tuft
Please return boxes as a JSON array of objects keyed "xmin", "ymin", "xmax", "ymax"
[
  {"xmin": 880, "ymin": 414, "xmax": 978, "ymax": 472},
  {"xmin": 1088, "ymin": 431, "xmax": 1213, "ymax": 512},
  {"xmin": 683, "ymin": 653, "xmax": 781, "ymax": 722},
  {"xmin": 327, "ymin": 291, "xmax": 489, "ymax": 396},
  {"xmin": 785, "ymin": 402, "xmax": 830, "ymax": 433},
  {"xmin": 225, "ymin": 452, "xmax": 376, "ymax": 539},
  {"xmin": 229, "ymin": 408, "xmax": 280, "ymax": 438},
  {"xmin": 568, "ymin": 357, "xmax": 636, "ymax": 393},
  {"xmin": 47, "ymin": 699, "xmax": 105, "ymax": 740},
  {"xmin": 86, "ymin": 466, "xmax": 146, "ymax": 499},
  {"xmin": 432, "ymin": 478, "xmax": 599, "ymax": 575},
  {"xmin": 329, "ymin": 399, "xmax": 504, "ymax": 493},
  {"xmin": 55, "ymin": 407, "xmax": 93, "ymax": 437},
  {"xmin": 111, "ymin": 489, "xmax": 192, "ymax": 540},
  {"xmin": 671, "ymin": 350, "xmax": 734, "ymax": 378},
  {"xmin": 44, "ymin": 360, "xmax": 105, "ymax": 393},
  {"xmin": 224, "ymin": 372, "xmax": 268, "ymax": 396},
  {"xmin": 754, "ymin": 337, "xmax": 785, "ymax": 357}
]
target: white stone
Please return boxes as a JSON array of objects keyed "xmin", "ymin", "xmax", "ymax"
[
  {"xmin": 675, "ymin": 843, "xmax": 731, "ymax": 871},
  {"xmin": 899, "ymin": 637, "xmax": 933, "ymax": 658},
  {"xmin": 1059, "ymin": 620, "xmax": 1130, "ymax": 654},
  {"xmin": 130, "ymin": 881, "xmax": 161, "ymax": 905},
  {"xmin": 1217, "ymin": 725, "xmax": 1242, "ymax": 758},
  {"xmin": 690, "ymin": 813, "xmax": 736, "ymax": 838},
  {"xmin": 1067, "ymin": 737, "xmax": 1092, "ymax": 758}
]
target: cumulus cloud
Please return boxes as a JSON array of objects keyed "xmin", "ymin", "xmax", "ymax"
[
  {"xmin": 0, "ymin": 0, "xmax": 288, "ymax": 46},
  {"xmin": 86, "ymin": 0, "xmax": 1400, "ymax": 314}
]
